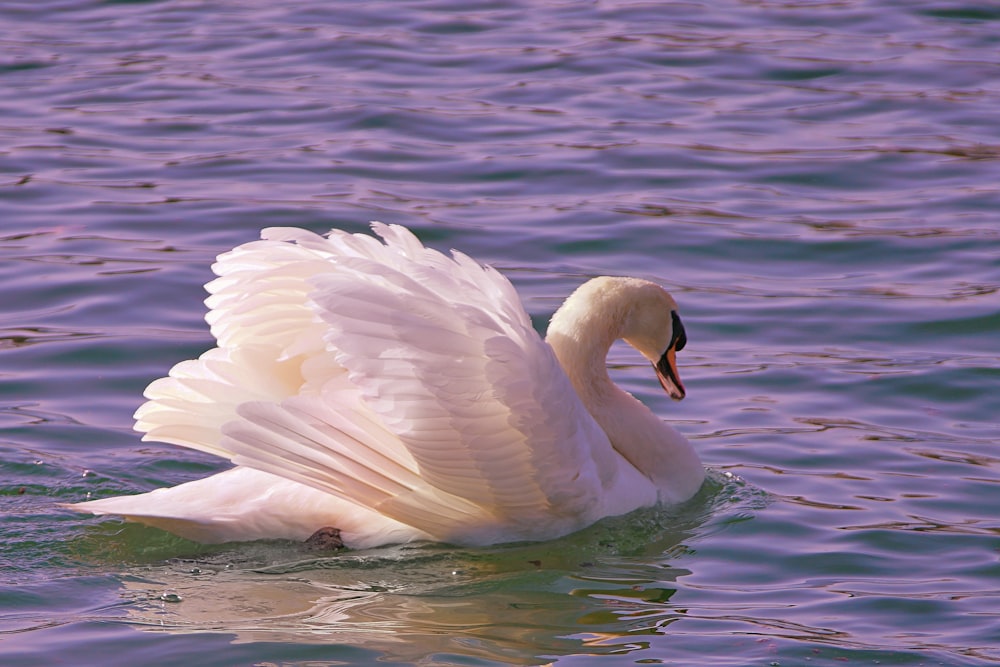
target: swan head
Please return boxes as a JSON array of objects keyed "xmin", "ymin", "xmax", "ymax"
[
  {"xmin": 548, "ymin": 276, "xmax": 689, "ymax": 401},
  {"xmin": 616, "ymin": 279, "xmax": 688, "ymax": 401}
]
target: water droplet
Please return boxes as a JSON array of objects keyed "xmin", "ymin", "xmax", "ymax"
[{"xmin": 159, "ymin": 592, "xmax": 182, "ymax": 603}]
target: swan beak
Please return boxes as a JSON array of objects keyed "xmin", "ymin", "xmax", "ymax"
[{"xmin": 654, "ymin": 347, "xmax": 686, "ymax": 401}]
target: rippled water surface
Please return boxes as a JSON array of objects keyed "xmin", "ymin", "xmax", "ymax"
[{"xmin": 2, "ymin": 1, "xmax": 999, "ymax": 665}]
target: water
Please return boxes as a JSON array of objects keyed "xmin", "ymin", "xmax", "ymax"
[{"xmin": 1, "ymin": 0, "xmax": 998, "ymax": 664}]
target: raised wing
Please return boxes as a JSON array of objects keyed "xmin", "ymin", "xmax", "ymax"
[
  {"xmin": 310, "ymin": 225, "xmax": 611, "ymax": 518},
  {"xmin": 136, "ymin": 224, "xmax": 614, "ymax": 541}
]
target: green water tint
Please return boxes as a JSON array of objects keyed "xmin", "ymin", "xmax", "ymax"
[{"xmin": 50, "ymin": 475, "xmax": 769, "ymax": 664}]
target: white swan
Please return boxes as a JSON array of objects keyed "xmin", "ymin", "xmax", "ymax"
[{"xmin": 69, "ymin": 223, "xmax": 704, "ymax": 549}]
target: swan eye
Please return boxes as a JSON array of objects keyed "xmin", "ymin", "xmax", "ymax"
[{"xmin": 670, "ymin": 311, "xmax": 687, "ymax": 352}]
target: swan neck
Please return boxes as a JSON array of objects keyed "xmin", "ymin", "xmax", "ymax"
[
  {"xmin": 545, "ymin": 287, "xmax": 625, "ymax": 402},
  {"xmin": 546, "ymin": 278, "xmax": 704, "ymax": 500}
]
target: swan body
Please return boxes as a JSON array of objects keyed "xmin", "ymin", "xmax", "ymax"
[{"xmin": 70, "ymin": 223, "xmax": 704, "ymax": 548}]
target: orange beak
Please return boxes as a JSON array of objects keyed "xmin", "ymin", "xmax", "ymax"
[{"xmin": 654, "ymin": 347, "xmax": 685, "ymax": 401}]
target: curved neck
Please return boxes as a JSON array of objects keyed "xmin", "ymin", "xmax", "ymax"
[
  {"xmin": 544, "ymin": 277, "xmax": 636, "ymax": 404},
  {"xmin": 546, "ymin": 279, "xmax": 649, "ymax": 454},
  {"xmin": 544, "ymin": 278, "xmax": 704, "ymax": 500},
  {"xmin": 545, "ymin": 310, "xmax": 621, "ymax": 406}
]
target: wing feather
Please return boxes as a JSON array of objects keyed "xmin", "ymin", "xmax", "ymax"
[
  {"xmin": 132, "ymin": 222, "xmax": 613, "ymax": 542},
  {"xmin": 222, "ymin": 399, "xmax": 495, "ymax": 541},
  {"xmin": 302, "ymin": 224, "xmax": 609, "ymax": 522}
]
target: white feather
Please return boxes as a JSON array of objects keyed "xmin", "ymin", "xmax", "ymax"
[{"xmin": 69, "ymin": 223, "xmax": 705, "ymax": 548}]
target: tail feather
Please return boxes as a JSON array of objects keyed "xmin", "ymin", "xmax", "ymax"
[{"xmin": 66, "ymin": 467, "xmax": 431, "ymax": 548}]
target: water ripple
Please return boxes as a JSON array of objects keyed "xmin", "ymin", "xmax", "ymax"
[{"xmin": 2, "ymin": 0, "xmax": 999, "ymax": 665}]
